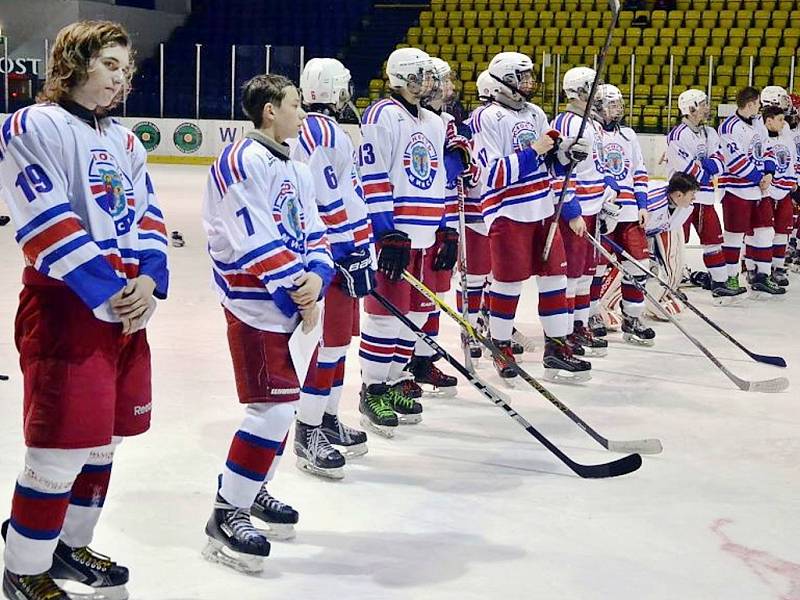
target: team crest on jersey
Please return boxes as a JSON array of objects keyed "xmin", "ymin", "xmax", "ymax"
[
  {"xmin": 773, "ymin": 144, "xmax": 791, "ymax": 173},
  {"xmin": 749, "ymin": 136, "xmax": 765, "ymax": 162},
  {"xmin": 602, "ymin": 143, "xmax": 630, "ymax": 180},
  {"xmin": 88, "ymin": 148, "xmax": 135, "ymax": 235},
  {"xmin": 273, "ymin": 180, "xmax": 305, "ymax": 252},
  {"xmin": 696, "ymin": 143, "xmax": 707, "ymax": 160},
  {"xmin": 793, "ymin": 134, "xmax": 800, "ymax": 158},
  {"xmin": 403, "ymin": 132, "xmax": 439, "ymax": 190},
  {"xmin": 511, "ymin": 121, "xmax": 538, "ymax": 151}
]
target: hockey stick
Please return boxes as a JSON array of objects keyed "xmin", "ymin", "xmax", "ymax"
[
  {"xmin": 402, "ymin": 270, "xmax": 663, "ymax": 454},
  {"xmin": 541, "ymin": 0, "xmax": 622, "ymax": 261},
  {"xmin": 601, "ymin": 234, "xmax": 787, "ymax": 368},
  {"xmin": 456, "ymin": 178, "xmax": 475, "ymax": 372},
  {"xmin": 586, "ymin": 234, "xmax": 789, "ymax": 393},
  {"xmin": 371, "ymin": 289, "xmax": 642, "ymax": 478},
  {"xmin": 0, "ymin": 374, "xmax": 8, "ymax": 381}
]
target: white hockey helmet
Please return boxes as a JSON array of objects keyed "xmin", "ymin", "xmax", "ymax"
[
  {"xmin": 300, "ymin": 58, "xmax": 352, "ymax": 110},
  {"xmin": 595, "ymin": 83, "xmax": 624, "ymax": 123},
  {"xmin": 562, "ymin": 66, "xmax": 596, "ymax": 101},
  {"xmin": 761, "ymin": 85, "xmax": 790, "ymax": 111},
  {"xmin": 430, "ymin": 56, "xmax": 452, "ymax": 79},
  {"xmin": 476, "ymin": 69, "xmax": 498, "ymax": 101},
  {"xmin": 487, "ymin": 51, "xmax": 535, "ymax": 109},
  {"xmin": 678, "ymin": 89, "xmax": 708, "ymax": 116},
  {"xmin": 386, "ymin": 47, "xmax": 435, "ymax": 95},
  {"xmin": 426, "ymin": 56, "xmax": 456, "ymax": 105}
]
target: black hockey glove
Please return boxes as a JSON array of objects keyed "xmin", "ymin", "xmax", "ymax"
[
  {"xmin": 377, "ymin": 230, "xmax": 411, "ymax": 281},
  {"xmin": 433, "ymin": 227, "xmax": 459, "ymax": 271},
  {"xmin": 336, "ymin": 247, "xmax": 376, "ymax": 298}
]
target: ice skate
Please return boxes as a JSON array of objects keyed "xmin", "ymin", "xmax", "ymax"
[
  {"xmin": 712, "ymin": 275, "xmax": 748, "ymax": 306},
  {"xmin": 294, "ymin": 421, "xmax": 345, "ymax": 480},
  {"xmin": 461, "ymin": 332, "xmax": 482, "ymax": 360},
  {"xmin": 359, "ymin": 384, "xmax": 398, "ymax": 438},
  {"xmin": 170, "ymin": 230, "xmax": 185, "ymax": 248},
  {"xmin": 251, "ymin": 484, "xmax": 299, "ymax": 541},
  {"xmin": 771, "ymin": 267, "xmax": 789, "ymax": 287},
  {"xmin": 408, "ymin": 356, "xmax": 457, "ymax": 397},
  {"xmin": 750, "ymin": 272, "xmax": 787, "ymax": 299},
  {"xmin": 512, "ymin": 328, "xmax": 537, "ymax": 352},
  {"xmin": 542, "ymin": 336, "xmax": 592, "ymax": 384},
  {"xmin": 203, "ymin": 493, "xmax": 270, "ymax": 574},
  {"xmin": 3, "ymin": 570, "xmax": 68, "ymax": 600},
  {"xmin": 388, "ymin": 383, "xmax": 423, "ymax": 424},
  {"xmin": 321, "ymin": 412, "xmax": 368, "ymax": 457},
  {"xmin": 621, "ymin": 314, "xmax": 656, "ymax": 346},
  {"xmin": 491, "ymin": 339, "xmax": 518, "ymax": 384},
  {"xmin": 588, "ymin": 313, "xmax": 608, "ymax": 337},
  {"xmin": 688, "ymin": 270, "xmax": 712, "ymax": 290},
  {"xmin": 394, "ymin": 377, "xmax": 422, "ymax": 399},
  {"xmin": 571, "ymin": 321, "xmax": 608, "ymax": 357}
]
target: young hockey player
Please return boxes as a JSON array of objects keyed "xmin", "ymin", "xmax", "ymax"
[
  {"xmin": 202, "ymin": 73, "xmax": 334, "ymax": 571},
  {"xmin": 289, "ymin": 58, "xmax": 375, "ymax": 479},
  {"xmin": 0, "ymin": 21, "xmax": 169, "ymax": 600},
  {"xmin": 471, "ymin": 52, "xmax": 583, "ymax": 383},
  {"xmin": 357, "ymin": 47, "xmax": 449, "ymax": 435},
  {"xmin": 551, "ymin": 67, "xmax": 610, "ymax": 359},
  {"xmin": 666, "ymin": 89, "xmax": 742, "ymax": 300},
  {"xmin": 595, "ymin": 84, "xmax": 655, "ymax": 345}
]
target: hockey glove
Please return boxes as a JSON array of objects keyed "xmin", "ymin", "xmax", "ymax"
[
  {"xmin": 377, "ymin": 230, "xmax": 411, "ymax": 281},
  {"xmin": 433, "ymin": 227, "xmax": 459, "ymax": 271},
  {"xmin": 336, "ymin": 247, "xmax": 377, "ymax": 298},
  {"xmin": 566, "ymin": 136, "xmax": 590, "ymax": 162},
  {"xmin": 446, "ymin": 134, "xmax": 472, "ymax": 169},
  {"xmin": 599, "ymin": 197, "xmax": 622, "ymax": 235}
]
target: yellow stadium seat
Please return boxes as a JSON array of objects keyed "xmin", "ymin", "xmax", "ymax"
[
  {"xmin": 743, "ymin": 0, "xmax": 759, "ymax": 10},
  {"xmin": 446, "ymin": 10, "xmax": 462, "ymax": 26},
  {"xmin": 528, "ymin": 27, "xmax": 544, "ymax": 44},
  {"xmin": 717, "ymin": 13, "xmax": 734, "ymax": 28},
  {"xmin": 764, "ymin": 28, "xmax": 783, "ymax": 47},
  {"xmin": 407, "ymin": 27, "xmax": 421, "ymax": 45},
  {"xmin": 488, "ymin": 0, "xmax": 505, "ymax": 10},
  {"xmin": 460, "ymin": 61, "xmax": 476, "ymax": 80},
  {"xmin": 753, "ymin": 9, "xmax": 771, "ymax": 27},
  {"xmin": 720, "ymin": 47, "xmax": 739, "ymax": 65},
  {"xmin": 421, "ymin": 27, "xmax": 437, "ymax": 44},
  {"xmin": 477, "ymin": 10, "xmax": 492, "ymax": 27},
  {"xmin": 462, "ymin": 10, "xmax": 478, "ymax": 27},
  {"xmin": 675, "ymin": 29, "xmax": 692, "ymax": 46},
  {"xmin": 686, "ymin": 46, "xmax": 704, "ymax": 66},
  {"xmin": 508, "ymin": 10, "xmax": 524, "ymax": 27},
  {"xmin": 437, "ymin": 27, "xmax": 452, "ymax": 43},
  {"xmin": 667, "ymin": 11, "xmax": 684, "ymax": 27},
  {"xmin": 419, "ymin": 11, "xmax": 432, "ymax": 27},
  {"xmin": 709, "ymin": 0, "xmax": 724, "ymax": 8},
  {"xmin": 517, "ymin": 0, "xmax": 533, "ymax": 9},
  {"xmin": 497, "ymin": 27, "xmax": 514, "ymax": 45},
  {"xmin": 625, "ymin": 28, "xmax": 642, "ymax": 45},
  {"xmin": 538, "ymin": 10, "xmax": 554, "ymax": 26},
  {"xmin": 710, "ymin": 29, "xmax": 727, "ymax": 46},
  {"xmin": 451, "ymin": 27, "xmax": 466, "ymax": 44},
  {"xmin": 440, "ymin": 44, "xmax": 455, "ymax": 60},
  {"xmin": 431, "ymin": 0, "xmax": 444, "ymax": 10},
  {"xmin": 466, "ymin": 27, "xmax": 483, "ymax": 45},
  {"xmin": 434, "ymin": 11, "xmax": 448, "ymax": 28},
  {"xmin": 659, "ymin": 27, "xmax": 676, "ymax": 46},
  {"xmin": 778, "ymin": 0, "xmax": 794, "ymax": 9}
]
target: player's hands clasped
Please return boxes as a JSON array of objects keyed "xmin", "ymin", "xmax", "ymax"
[
  {"xmin": 111, "ymin": 275, "xmax": 157, "ymax": 334},
  {"xmin": 299, "ymin": 304, "xmax": 321, "ymax": 334},
  {"xmin": 290, "ymin": 271, "xmax": 323, "ymax": 310},
  {"xmin": 532, "ymin": 133, "xmax": 556, "ymax": 155},
  {"xmin": 569, "ymin": 216, "xmax": 587, "ymax": 237}
]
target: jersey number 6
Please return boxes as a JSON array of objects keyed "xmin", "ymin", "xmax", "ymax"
[
  {"xmin": 323, "ymin": 165, "xmax": 338, "ymax": 189},
  {"xmin": 15, "ymin": 164, "xmax": 53, "ymax": 202}
]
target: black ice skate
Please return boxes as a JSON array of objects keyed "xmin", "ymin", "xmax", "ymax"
[
  {"xmin": 566, "ymin": 334, "xmax": 587, "ymax": 356},
  {"xmin": 3, "ymin": 570, "xmax": 68, "ymax": 600},
  {"xmin": 388, "ymin": 383, "xmax": 423, "ymax": 424},
  {"xmin": 571, "ymin": 321, "xmax": 608, "ymax": 357},
  {"xmin": 688, "ymin": 270, "xmax": 712, "ymax": 290},
  {"xmin": 461, "ymin": 332, "xmax": 482, "ymax": 359},
  {"xmin": 408, "ymin": 356, "xmax": 457, "ymax": 397},
  {"xmin": 621, "ymin": 314, "xmax": 656, "ymax": 346},
  {"xmin": 588, "ymin": 313, "xmax": 608, "ymax": 337},
  {"xmin": 203, "ymin": 492, "xmax": 270, "ymax": 574},
  {"xmin": 512, "ymin": 328, "xmax": 537, "ymax": 353},
  {"xmin": 359, "ymin": 384, "xmax": 399, "ymax": 438},
  {"xmin": 772, "ymin": 267, "xmax": 789, "ymax": 287},
  {"xmin": 321, "ymin": 412, "xmax": 368, "ymax": 457},
  {"xmin": 492, "ymin": 340, "xmax": 518, "ymax": 381},
  {"xmin": 711, "ymin": 277, "xmax": 747, "ymax": 304},
  {"xmin": 294, "ymin": 421, "xmax": 345, "ymax": 480},
  {"xmin": 394, "ymin": 377, "xmax": 423, "ymax": 399},
  {"xmin": 170, "ymin": 230, "xmax": 185, "ymax": 248},
  {"xmin": 50, "ymin": 542, "xmax": 130, "ymax": 600},
  {"xmin": 750, "ymin": 272, "xmax": 787, "ymax": 298},
  {"xmin": 251, "ymin": 484, "xmax": 299, "ymax": 541},
  {"xmin": 542, "ymin": 337, "xmax": 592, "ymax": 384}
]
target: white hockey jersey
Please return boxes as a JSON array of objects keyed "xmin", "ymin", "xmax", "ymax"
[
  {"xmin": 291, "ymin": 112, "xmax": 372, "ymax": 262},
  {"xmin": 203, "ymin": 135, "xmax": 334, "ymax": 333},
  {"xmin": 0, "ymin": 103, "xmax": 169, "ymax": 322},
  {"xmin": 550, "ymin": 110, "xmax": 607, "ymax": 216},
  {"xmin": 645, "ymin": 182, "xmax": 693, "ymax": 237},
  {"xmin": 439, "ymin": 110, "xmax": 461, "ymax": 229},
  {"xmin": 461, "ymin": 112, "xmax": 487, "ymax": 235},
  {"xmin": 597, "ymin": 126, "xmax": 649, "ymax": 222},
  {"xmin": 470, "ymin": 101, "xmax": 555, "ymax": 228},
  {"xmin": 359, "ymin": 97, "xmax": 447, "ymax": 249},
  {"xmin": 665, "ymin": 121, "xmax": 723, "ymax": 205},
  {"xmin": 764, "ymin": 124, "xmax": 799, "ymax": 201},
  {"xmin": 717, "ymin": 113, "xmax": 773, "ymax": 200}
]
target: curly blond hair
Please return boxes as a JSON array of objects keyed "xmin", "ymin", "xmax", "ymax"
[{"xmin": 38, "ymin": 20, "xmax": 136, "ymax": 112}]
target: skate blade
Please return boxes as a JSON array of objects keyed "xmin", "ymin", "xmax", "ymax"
[
  {"xmin": 338, "ymin": 442, "xmax": 368, "ymax": 458},
  {"xmin": 543, "ymin": 368, "xmax": 592, "ymax": 384},
  {"xmin": 622, "ymin": 333, "xmax": 655, "ymax": 347},
  {"xmin": 712, "ymin": 294, "xmax": 747, "ymax": 307},
  {"xmin": 359, "ymin": 414, "xmax": 396, "ymax": 438},
  {"xmin": 421, "ymin": 385, "xmax": 458, "ymax": 398},
  {"xmin": 255, "ymin": 523, "xmax": 296, "ymax": 541},
  {"xmin": 584, "ymin": 347, "xmax": 608, "ymax": 358},
  {"xmin": 202, "ymin": 538, "xmax": 265, "ymax": 574},
  {"xmin": 749, "ymin": 290, "xmax": 786, "ymax": 301},
  {"xmin": 500, "ymin": 376, "xmax": 520, "ymax": 389},
  {"xmin": 58, "ymin": 581, "xmax": 129, "ymax": 600},
  {"xmin": 396, "ymin": 413, "xmax": 422, "ymax": 425},
  {"xmin": 295, "ymin": 457, "xmax": 345, "ymax": 480}
]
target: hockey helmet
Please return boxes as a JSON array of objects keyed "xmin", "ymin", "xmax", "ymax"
[
  {"xmin": 761, "ymin": 85, "xmax": 790, "ymax": 111},
  {"xmin": 476, "ymin": 69, "xmax": 499, "ymax": 101},
  {"xmin": 300, "ymin": 58, "xmax": 352, "ymax": 110},
  {"xmin": 386, "ymin": 47, "xmax": 435, "ymax": 98},
  {"xmin": 562, "ymin": 66, "xmax": 597, "ymax": 101},
  {"xmin": 487, "ymin": 51, "xmax": 535, "ymax": 109},
  {"xmin": 595, "ymin": 83, "xmax": 624, "ymax": 124},
  {"xmin": 677, "ymin": 89, "xmax": 708, "ymax": 117}
]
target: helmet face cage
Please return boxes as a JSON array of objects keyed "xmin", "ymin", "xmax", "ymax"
[
  {"xmin": 506, "ymin": 67, "xmax": 535, "ymax": 99},
  {"xmin": 401, "ymin": 64, "xmax": 436, "ymax": 99},
  {"xmin": 761, "ymin": 87, "xmax": 790, "ymax": 112}
]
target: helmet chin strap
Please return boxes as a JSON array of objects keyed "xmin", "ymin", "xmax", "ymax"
[{"xmin": 489, "ymin": 72, "xmax": 532, "ymax": 108}]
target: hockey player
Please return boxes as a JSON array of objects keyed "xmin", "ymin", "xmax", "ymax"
[
  {"xmin": 288, "ymin": 58, "xmax": 375, "ymax": 479},
  {"xmin": 717, "ymin": 87, "xmax": 780, "ymax": 295},
  {"xmin": 404, "ymin": 56, "xmax": 463, "ymax": 396},
  {"xmin": 202, "ymin": 73, "xmax": 334, "ymax": 571},
  {"xmin": 666, "ymin": 89, "xmax": 742, "ymax": 300},
  {"xmin": 785, "ymin": 94, "xmax": 800, "ymax": 273},
  {"xmin": 759, "ymin": 86, "xmax": 797, "ymax": 288},
  {"xmin": 357, "ymin": 47, "xmax": 450, "ymax": 435},
  {"xmin": 471, "ymin": 51, "xmax": 584, "ymax": 383},
  {"xmin": 645, "ymin": 173, "xmax": 701, "ymax": 238},
  {"xmin": 0, "ymin": 21, "xmax": 169, "ymax": 600},
  {"xmin": 551, "ymin": 66, "xmax": 608, "ymax": 359}
]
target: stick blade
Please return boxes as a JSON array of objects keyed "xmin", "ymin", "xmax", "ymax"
[
  {"xmin": 606, "ymin": 438, "xmax": 663, "ymax": 455},
  {"xmin": 748, "ymin": 353, "xmax": 787, "ymax": 368},
  {"xmin": 572, "ymin": 453, "xmax": 642, "ymax": 479},
  {"xmin": 746, "ymin": 376, "xmax": 790, "ymax": 394}
]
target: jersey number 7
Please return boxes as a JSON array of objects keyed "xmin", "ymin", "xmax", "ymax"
[{"xmin": 236, "ymin": 206, "xmax": 255, "ymax": 236}]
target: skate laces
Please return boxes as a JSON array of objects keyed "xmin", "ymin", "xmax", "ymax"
[
  {"xmin": 389, "ymin": 386, "xmax": 415, "ymax": 409},
  {"xmin": 255, "ymin": 488, "xmax": 290, "ymax": 513},
  {"xmin": 366, "ymin": 389, "xmax": 396, "ymax": 418},
  {"xmin": 226, "ymin": 508, "xmax": 262, "ymax": 541},
  {"xmin": 20, "ymin": 573, "xmax": 64, "ymax": 600},
  {"xmin": 308, "ymin": 426, "xmax": 338, "ymax": 459},
  {"xmin": 328, "ymin": 416, "xmax": 354, "ymax": 443},
  {"xmin": 72, "ymin": 547, "xmax": 114, "ymax": 572}
]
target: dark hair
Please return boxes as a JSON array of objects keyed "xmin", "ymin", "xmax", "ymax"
[
  {"xmin": 667, "ymin": 172, "xmax": 701, "ymax": 194},
  {"xmin": 762, "ymin": 105, "xmax": 784, "ymax": 120},
  {"xmin": 736, "ymin": 87, "xmax": 760, "ymax": 109},
  {"xmin": 241, "ymin": 74, "xmax": 295, "ymax": 127}
]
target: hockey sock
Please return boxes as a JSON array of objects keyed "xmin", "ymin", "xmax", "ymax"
[
  {"xmin": 749, "ymin": 227, "xmax": 776, "ymax": 274},
  {"xmin": 323, "ymin": 357, "xmax": 346, "ymax": 416},
  {"xmin": 456, "ymin": 274, "xmax": 488, "ymax": 327},
  {"xmin": 5, "ymin": 446, "xmax": 91, "ymax": 575},
  {"xmin": 221, "ymin": 402, "xmax": 296, "ymax": 508},
  {"xmin": 590, "ymin": 264, "xmax": 607, "ymax": 316},
  {"xmin": 359, "ymin": 314, "xmax": 403, "ymax": 385},
  {"xmin": 573, "ymin": 274, "xmax": 593, "ymax": 328},
  {"xmin": 390, "ymin": 311, "xmax": 428, "ymax": 381},
  {"xmin": 621, "ymin": 267, "xmax": 646, "ymax": 319},
  {"xmin": 488, "ymin": 280, "xmax": 522, "ymax": 342},
  {"xmin": 565, "ymin": 277, "xmax": 578, "ymax": 333},
  {"xmin": 722, "ymin": 231, "xmax": 745, "ymax": 277},
  {"xmin": 414, "ymin": 309, "xmax": 440, "ymax": 358},
  {"xmin": 772, "ymin": 233, "xmax": 788, "ymax": 270},
  {"xmin": 60, "ymin": 437, "xmax": 122, "ymax": 549},
  {"xmin": 536, "ymin": 275, "xmax": 569, "ymax": 338},
  {"xmin": 298, "ymin": 346, "xmax": 348, "ymax": 427},
  {"xmin": 743, "ymin": 234, "xmax": 756, "ymax": 272},
  {"xmin": 263, "ymin": 434, "xmax": 288, "ymax": 484},
  {"xmin": 702, "ymin": 244, "xmax": 728, "ymax": 283}
]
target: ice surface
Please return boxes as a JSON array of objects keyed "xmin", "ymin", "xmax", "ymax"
[{"xmin": 0, "ymin": 164, "xmax": 798, "ymax": 600}]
